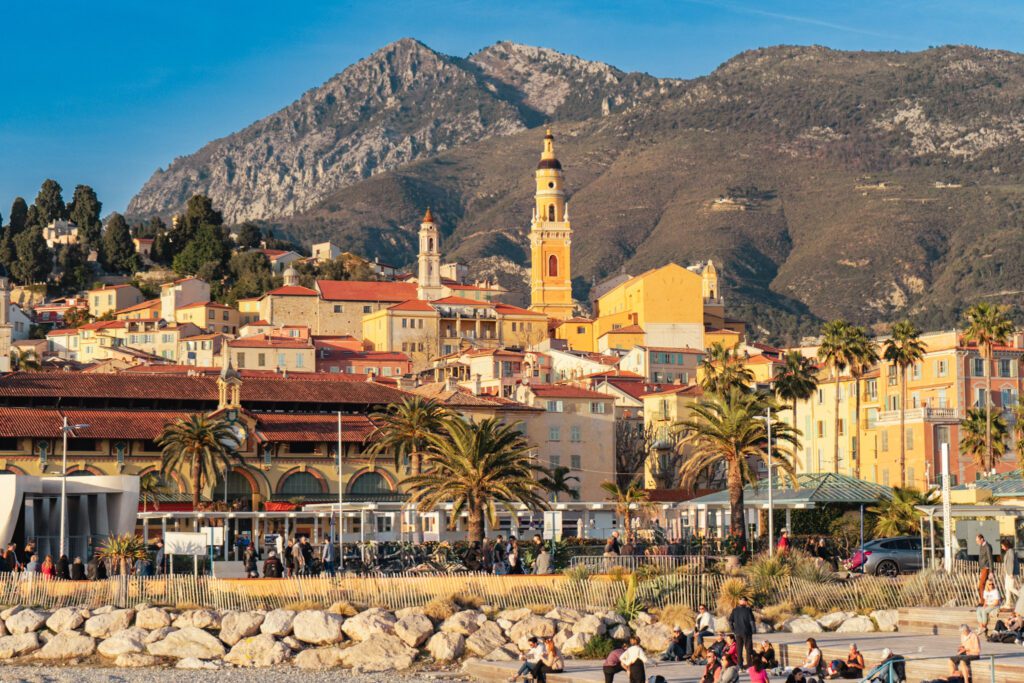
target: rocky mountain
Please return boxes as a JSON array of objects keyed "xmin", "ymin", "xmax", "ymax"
[{"xmin": 128, "ymin": 42, "xmax": 1024, "ymax": 343}]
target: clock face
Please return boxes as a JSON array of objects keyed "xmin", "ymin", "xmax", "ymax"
[{"xmin": 228, "ymin": 422, "xmax": 247, "ymax": 447}]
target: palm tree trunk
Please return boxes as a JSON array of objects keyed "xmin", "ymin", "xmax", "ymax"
[
  {"xmin": 467, "ymin": 504, "xmax": 485, "ymax": 543},
  {"xmin": 854, "ymin": 377, "xmax": 862, "ymax": 479},
  {"xmin": 792, "ymin": 403, "xmax": 800, "ymax": 471},
  {"xmin": 899, "ymin": 366, "xmax": 907, "ymax": 487},
  {"xmin": 192, "ymin": 458, "xmax": 201, "ymax": 510},
  {"xmin": 623, "ymin": 505, "xmax": 633, "ymax": 545},
  {"xmin": 985, "ymin": 347, "xmax": 993, "ymax": 473},
  {"xmin": 727, "ymin": 455, "xmax": 746, "ymax": 546},
  {"xmin": 833, "ymin": 369, "xmax": 841, "ymax": 473}
]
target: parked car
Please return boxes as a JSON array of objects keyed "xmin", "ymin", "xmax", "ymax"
[{"xmin": 845, "ymin": 536, "xmax": 923, "ymax": 576}]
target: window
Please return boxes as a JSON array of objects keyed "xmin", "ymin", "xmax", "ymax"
[
  {"xmin": 888, "ymin": 366, "xmax": 898, "ymax": 385},
  {"xmin": 208, "ymin": 310, "xmax": 216, "ymax": 320},
  {"xmin": 881, "ymin": 431, "xmax": 889, "ymax": 451},
  {"xmin": 417, "ymin": 319, "xmax": 423, "ymax": 329},
  {"xmin": 911, "ymin": 392, "xmax": 920, "ymax": 409},
  {"xmin": 576, "ymin": 326, "xmax": 586, "ymax": 335},
  {"xmin": 258, "ymin": 353, "xmax": 266, "ymax": 367},
  {"xmin": 975, "ymin": 388, "xmax": 987, "ymax": 407},
  {"xmin": 590, "ymin": 402, "xmax": 607, "ymax": 414},
  {"xmin": 935, "ymin": 359, "xmax": 948, "ymax": 377},
  {"xmin": 866, "ymin": 379, "xmax": 878, "ymax": 400},
  {"xmin": 363, "ymin": 305, "xmax": 372, "ymax": 314},
  {"xmin": 549, "ymin": 455, "xmax": 560, "ymax": 468},
  {"xmin": 236, "ymin": 353, "xmax": 245, "ymax": 368},
  {"xmin": 906, "ymin": 429, "xmax": 914, "ymax": 450},
  {"xmin": 277, "ymin": 353, "xmax": 286, "ymax": 367},
  {"xmin": 912, "ymin": 363, "xmax": 922, "ymax": 380},
  {"xmin": 546, "ymin": 400, "xmax": 564, "ymax": 413},
  {"xmin": 548, "ymin": 254, "xmax": 558, "ymax": 278},
  {"xmin": 402, "ymin": 319, "xmax": 407, "ymax": 328},
  {"xmin": 333, "ymin": 304, "xmax": 343, "ymax": 313},
  {"xmin": 1000, "ymin": 359, "xmax": 1013, "ymax": 377},
  {"xmin": 570, "ymin": 454, "xmax": 581, "ymax": 470},
  {"xmin": 817, "ymin": 389, "xmax": 824, "ymax": 405},
  {"xmin": 816, "ymin": 421, "xmax": 824, "ymax": 438},
  {"xmin": 837, "ymin": 419, "xmax": 845, "ymax": 436},
  {"xmin": 866, "ymin": 408, "xmax": 879, "ymax": 428},
  {"xmin": 375, "ymin": 516, "xmax": 393, "ymax": 533},
  {"xmin": 223, "ymin": 311, "xmax": 229, "ymax": 321},
  {"xmin": 279, "ymin": 471, "xmax": 323, "ymax": 495},
  {"xmin": 974, "ymin": 358, "xmax": 986, "ymax": 377},
  {"xmin": 548, "ymin": 426, "xmax": 561, "ymax": 441},
  {"xmin": 937, "ymin": 388, "xmax": 947, "ymax": 408},
  {"xmin": 296, "ymin": 354, "xmax": 304, "ymax": 369},
  {"xmin": 570, "ymin": 426, "xmax": 581, "ymax": 443},
  {"xmin": 548, "ymin": 205, "xmax": 555, "ymax": 221}
]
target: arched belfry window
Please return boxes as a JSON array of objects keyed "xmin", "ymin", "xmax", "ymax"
[
  {"xmin": 428, "ymin": 237, "xmax": 434, "ymax": 252},
  {"xmin": 548, "ymin": 255, "xmax": 558, "ymax": 278},
  {"xmin": 548, "ymin": 205, "xmax": 556, "ymax": 221}
]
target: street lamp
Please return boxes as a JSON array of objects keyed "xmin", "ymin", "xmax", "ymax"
[
  {"xmin": 337, "ymin": 411, "xmax": 344, "ymax": 571},
  {"xmin": 757, "ymin": 408, "xmax": 775, "ymax": 557},
  {"xmin": 60, "ymin": 416, "xmax": 90, "ymax": 558}
]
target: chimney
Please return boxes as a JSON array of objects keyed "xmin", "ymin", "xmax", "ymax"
[
  {"xmin": 445, "ymin": 376, "xmax": 458, "ymax": 392},
  {"xmin": 472, "ymin": 373, "xmax": 482, "ymax": 396}
]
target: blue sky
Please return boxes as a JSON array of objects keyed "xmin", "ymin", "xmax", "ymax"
[{"xmin": 2, "ymin": 0, "xmax": 1024, "ymax": 216}]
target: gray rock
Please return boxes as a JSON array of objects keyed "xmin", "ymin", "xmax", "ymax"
[
  {"xmin": 136, "ymin": 607, "xmax": 173, "ymax": 630},
  {"xmin": 636, "ymin": 623, "xmax": 674, "ymax": 651},
  {"xmin": 783, "ymin": 615, "xmax": 824, "ymax": 634},
  {"xmin": 224, "ymin": 632, "xmax": 291, "ymax": 667},
  {"xmin": 394, "ymin": 613, "xmax": 434, "ymax": 647},
  {"xmin": 426, "ymin": 631, "xmax": 465, "ymax": 662},
  {"xmin": 46, "ymin": 607, "xmax": 85, "ymax": 633},
  {"xmin": 147, "ymin": 626, "xmax": 227, "ymax": 659},
  {"xmin": 465, "ymin": 620, "xmax": 506, "ymax": 657},
  {"xmin": 836, "ymin": 615, "xmax": 876, "ymax": 633},
  {"xmin": 508, "ymin": 615, "xmax": 556, "ymax": 642},
  {"xmin": 338, "ymin": 633, "xmax": 417, "ymax": 672},
  {"xmin": 281, "ymin": 635, "xmax": 303, "ymax": 650},
  {"xmin": 145, "ymin": 626, "xmax": 177, "ymax": 643},
  {"xmin": 219, "ymin": 611, "xmax": 265, "ymax": 645},
  {"xmin": 84, "ymin": 609, "xmax": 135, "ymax": 638},
  {"xmin": 260, "ymin": 609, "xmax": 296, "ymax": 637},
  {"xmin": 293, "ymin": 610, "xmax": 346, "ymax": 645},
  {"xmin": 0, "ymin": 606, "xmax": 23, "ymax": 621},
  {"xmin": 545, "ymin": 607, "xmax": 585, "ymax": 622},
  {"xmin": 562, "ymin": 632, "xmax": 590, "ymax": 656},
  {"xmin": 497, "ymin": 607, "xmax": 533, "ymax": 623},
  {"xmin": 114, "ymin": 653, "xmax": 161, "ymax": 667},
  {"xmin": 341, "ymin": 607, "xmax": 396, "ymax": 641},
  {"xmin": 5, "ymin": 609, "xmax": 47, "ymax": 634},
  {"xmin": 608, "ymin": 624, "xmax": 631, "ymax": 640},
  {"xmin": 175, "ymin": 656, "xmax": 220, "ymax": 669},
  {"xmin": 34, "ymin": 631, "xmax": 96, "ymax": 660},
  {"xmin": 173, "ymin": 609, "xmax": 221, "ymax": 630},
  {"xmin": 394, "ymin": 606, "xmax": 426, "ymax": 620},
  {"xmin": 0, "ymin": 632, "xmax": 40, "ymax": 659},
  {"xmin": 575, "ymin": 614, "xmax": 606, "ymax": 636},
  {"xmin": 484, "ymin": 644, "xmax": 519, "ymax": 661},
  {"xmin": 871, "ymin": 609, "xmax": 899, "ymax": 632},
  {"xmin": 816, "ymin": 611, "xmax": 854, "ymax": 630},
  {"xmin": 97, "ymin": 628, "xmax": 149, "ymax": 657},
  {"xmin": 293, "ymin": 646, "xmax": 342, "ymax": 669},
  {"xmin": 440, "ymin": 610, "xmax": 487, "ymax": 636}
]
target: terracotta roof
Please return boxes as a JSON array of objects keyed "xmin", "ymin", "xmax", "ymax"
[
  {"xmin": 602, "ymin": 324, "xmax": 644, "ymax": 335},
  {"xmin": 582, "ymin": 369, "xmax": 643, "ymax": 379},
  {"xmin": 493, "ymin": 303, "xmax": 545, "ymax": 316},
  {"xmin": 431, "ymin": 296, "xmax": 489, "ymax": 307},
  {"xmin": 316, "ymin": 280, "xmax": 416, "ymax": 302},
  {"xmin": 134, "ymin": 237, "xmax": 154, "ymax": 244},
  {"xmin": 258, "ymin": 249, "xmax": 290, "ymax": 258},
  {"xmin": 115, "ymin": 299, "xmax": 160, "ymax": 315},
  {"xmin": 600, "ymin": 379, "xmax": 678, "ymax": 401},
  {"xmin": 447, "ymin": 283, "xmax": 501, "ymax": 292},
  {"xmin": 0, "ymin": 373, "xmax": 409, "ymax": 406},
  {"xmin": 744, "ymin": 354, "xmax": 777, "ymax": 365},
  {"xmin": 642, "ymin": 384, "xmax": 703, "ymax": 398},
  {"xmin": 319, "ymin": 349, "xmax": 411, "ymax": 362},
  {"xmin": 559, "ymin": 317, "xmax": 594, "ymax": 324},
  {"xmin": 161, "ymin": 277, "xmax": 201, "ymax": 287},
  {"xmin": 526, "ymin": 384, "xmax": 613, "ymax": 400},
  {"xmin": 265, "ymin": 285, "xmax": 318, "ymax": 297},
  {"xmin": 177, "ymin": 301, "xmax": 234, "ymax": 311},
  {"xmin": 46, "ymin": 329, "xmax": 78, "ymax": 336},
  {"xmin": 255, "ymin": 413, "xmax": 374, "ymax": 443},
  {"xmin": 422, "ymin": 207, "xmax": 434, "ymax": 223},
  {"xmin": 80, "ymin": 320, "xmax": 127, "ymax": 331},
  {"xmin": 88, "ymin": 284, "xmax": 137, "ymax": 292},
  {"xmin": 388, "ymin": 299, "xmax": 435, "ymax": 312},
  {"xmin": 463, "ymin": 349, "xmax": 525, "ymax": 358},
  {"xmin": 0, "ymin": 407, "xmax": 185, "ymax": 439},
  {"xmin": 410, "ymin": 383, "xmax": 537, "ymax": 411},
  {"xmin": 245, "ymin": 320, "xmax": 271, "ymax": 326}
]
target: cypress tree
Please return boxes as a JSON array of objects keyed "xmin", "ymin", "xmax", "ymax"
[
  {"xmin": 33, "ymin": 179, "xmax": 67, "ymax": 225},
  {"xmin": 11, "ymin": 227, "xmax": 51, "ymax": 284},
  {"xmin": 8, "ymin": 198, "xmax": 28, "ymax": 234},
  {"xmin": 101, "ymin": 212, "xmax": 141, "ymax": 274},
  {"xmin": 68, "ymin": 184, "xmax": 103, "ymax": 248}
]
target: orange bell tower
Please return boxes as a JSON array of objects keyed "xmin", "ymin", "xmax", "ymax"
[{"xmin": 529, "ymin": 130, "xmax": 574, "ymax": 320}]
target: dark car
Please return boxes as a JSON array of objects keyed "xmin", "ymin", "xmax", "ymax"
[{"xmin": 845, "ymin": 536, "xmax": 923, "ymax": 576}]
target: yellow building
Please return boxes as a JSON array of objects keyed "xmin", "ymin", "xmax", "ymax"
[
  {"xmin": 114, "ymin": 299, "xmax": 161, "ymax": 321},
  {"xmin": 641, "ymin": 384, "xmax": 704, "ymax": 488},
  {"xmin": 227, "ymin": 334, "xmax": 315, "ymax": 372},
  {"xmin": 529, "ymin": 130, "xmax": 574, "ymax": 320},
  {"xmin": 88, "ymin": 284, "xmax": 144, "ymax": 318},
  {"xmin": 175, "ymin": 301, "xmax": 240, "ymax": 335}
]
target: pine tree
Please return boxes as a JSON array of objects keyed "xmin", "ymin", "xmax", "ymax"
[
  {"xmin": 68, "ymin": 185, "xmax": 103, "ymax": 248},
  {"xmin": 101, "ymin": 213, "xmax": 140, "ymax": 275},
  {"xmin": 33, "ymin": 179, "xmax": 66, "ymax": 225},
  {"xmin": 11, "ymin": 227, "xmax": 51, "ymax": 284}
]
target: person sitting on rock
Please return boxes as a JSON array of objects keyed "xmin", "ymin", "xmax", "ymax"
[
  {"xmin": 510, "ymin": 636, "xmax": 544, "ymax": 682},
  {"xmin": 531, "ymin": 637, "xmax": 564, "ymax": 683},
  {"xmin": 661, "ymin": 625, "xmax": 688, "ymax": 661}
]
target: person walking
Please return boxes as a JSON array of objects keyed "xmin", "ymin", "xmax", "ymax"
[
  {"xmin": 40, "ymin": 555, "xmax": 55, "ymax": 578},
  {"xmin": 508, "ymin": 538, "xmax": 523, "ymax": 575},
  {"xmin": 153, "ymin": 540, "xmax": 165, "ymax": 575},
  {"xmin": 729, "ymin": 595, "xmax": 756, "ymax": 667},
  {"xmin": 243, "ymin": 545, "xmax": 258, "ymax": 578},
  {"xmin": 619, "ymin": 635, "xmax": 651, "ymax": 683},
  {"xmin": 492, "ymin": 535, "xmax": 508, "ymax": 575},
  {"xmin": 321, "ymin": 538, "xmax": 335, "ymax": 576},
  {"xmin": 977, "ymin": 533, "xmax": 993, "ymax": 606},
  {"xmin": 299, "ymin": 537, "xmax": 314, "ymax": 575},
  {"xmin": 604, "ymin": 531, "xmax": 622, "ymax": 556},
  {"xmin": 1001, "ymin": 538, "xmax": 1018, "ymax": 605}
]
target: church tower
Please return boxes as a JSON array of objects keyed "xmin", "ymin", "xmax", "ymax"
[
  {"xmin": 416, "ymin": 208, "xmax": 444, "ymax": 301},
  {"xmin": 529, "ymin": 130, "xmax": 574, "ymax": 320},
  {"xmin": 0, "ymin": 269, "xmax": 10, "ymax": 373}
]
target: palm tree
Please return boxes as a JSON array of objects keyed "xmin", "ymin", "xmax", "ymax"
[
  {"xmin": 538, "ymin": 465, "xmax": 581, "ymax": 502},
  {"xmin": 962, "ymin": 303, "xmax": 1015, "ymax": 471},
  {"xmin": 960, "ymin": 407, "xmax": 1009, "ymax": 474},
  {"xmin": 138, "ymin": 472, "xmax": 169, "ymax": 512},
  {"xmin": 818, "ymin": 320, "xmax": 857, "ymax": 474},
  {"xmin": 676, "ymin": 388, "xmax": 799, "ymax": 552},
  {"xmin": 368, "ymin": 396, "xmax": 451, "ymax": 475},
  {"xmin": 404, "ymin": 417, "xmax": 548, "ymax": 543},
  {"xmin": 868, "ymin": 487, "xmax": 934, "ymax": 536},
  {"xmin": 157, "ymin": 415, "xmax": 240, "ymax": 510},
  {"xmin": 9, "ymin": 348, "xmax": 41, "ymax": 371},
  {"xmin": 773, "ymin": 350, "xmax": 819, "ymax": 451},
  {"xmin": 600, "ymin": 480, "xmax": 651, "ymax": 545},
  {"xmin": 847, "ymin": 327, "xmax": 879, "ymax": 479},
  {"xmin": 700, "ymin": 342, "xmax": 754, "ymax": 394},
  {"xmin": 883, "ymin": 320, "xmax": 926, "ymax": 487}
]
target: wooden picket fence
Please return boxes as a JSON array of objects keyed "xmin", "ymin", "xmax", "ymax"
[{"xmin": 0, "ymin": 569, "xmax": 981, "ymax": 613}]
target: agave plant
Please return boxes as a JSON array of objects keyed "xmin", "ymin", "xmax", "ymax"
[{"xmin": 716, "ymin": 577, "xmax": 751, "ymax": 615}]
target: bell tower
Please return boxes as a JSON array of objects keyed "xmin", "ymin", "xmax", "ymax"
[
  {"xmin": 529, "ymin": 130, "xmax": 574, "ymax": 320},
  {"xmin": 416, "ymin": 208, "xmax": 444, "ymax": 302}
]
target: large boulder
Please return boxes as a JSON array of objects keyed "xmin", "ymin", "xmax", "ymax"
[
  {"xmin": 219, "ymin": 611, "xmax": 265, "ymax": 645},
  {"xmin": 575, "ymin": 614, "xmax": 606, "ymax": 636},
  {"xmin": 115, "ymin": 653, "xmax": 161, "ymax": 667},
  {"xmin": 147, "ymin": 626, "xmax": 227, "ymax": 660},
  {"xmin": 224, "ymin": 633, "xmax": 291, "ymax": 667},
  {"xmin": 84, "ymin": 609, "xmax": 135, "ymax": 638},
  {"xmin": 173, "ymin": 609, "xmax": 221, "ymax": 630},
  {"xmin": 837, "ymin": 615, "xmax": 876, "ymax": 633},
  {"xmin": 636, "ymin": 623, "xmax": 674, "ymax": 652},
  {"xmin": 485, "ymin": 645, "xmax": 519, "ymax": 661},
  {"xmin": 260, "ymin": 609, "xmax": 296, "ymax": 637},
  {"xmin": 427, "ymin": 631, "xmax": 465, "ymax": 662},
  {"xmin": 0, "ymin": 618, "xmax": 7, "ymax": 637},
  {"xmin": 395, "ymin": 613, "xmax": 434, "ymax": 647},
  {"xmin": 338, "ymin": 633, "xmax": 417, "ymax": 672},
  {"xmin": 46, "ymin": 607, "xmax": 85, "ymax": 633},
  {"xmin": 466, "ymin": 620, "xmax": 507, "ymax": 657},
  {"xmin": 608, "ymin": 624, "xmax": 631, "ymax": 640},
  {"xmin": 783, "ymin": 616, "xmax": 824, "ymax": 634},
  {"xmin": 0, "ymin": 632, "xmax": 40, "ymax": 659},
  {"xmin": 395, "ymin": 606, "xmax": 426, "ymax": 620},
  {"xmin": 342, "ymin": 607, "xmax": 396, "ymax": 642},
  {"xmin": 145, "ymin": 626, "xmax": 177, "ymax": 643},
  {"xmin": 294, "ymin": 646, "xmax": 342, "ymax": 669},
  {"xmin": 602, "ymin": 611, "xmax": 627, "ymax": 626},
  {"xmin": 136, "ymin": 607, "xmax": 172, "ymax": 630},
  {"xmin": 97, "ymin": 628, "xmax": 148, "ymax": 657},
  {"xmin": 497, "ymin": 607, "xmax": 533, "ymax": 623},
  {"xmin": 817, "ymin": 611, "xmax": 854, "ymax": 631},
  {"xmin": 546, "ymin": 607, "xmax": 586, "ymax": 622},
  {"xmin": 0, "ymin": 606, "xmax": 22, "ymax": 621},
  {"xmin": 35, "ymin": 631, "xmax": 96, "ymax": 660},
  {"xmin": 562, "ymin": 632, "xmax": 590, "ymax": 656},
  {"xmin": 6, "ymin": 609, "xmax": 47, "ymax": 634},
  {"xmin": 441, "ymin": 610, "xmax": 487, "ymax": 636},
  {"xmin": 509, "ymin": 616, "xmax": 557, "ymax": 642},
  {"xmin": 871, "ymin": 609, "xmax": 899, "ymax": 632},
  {"xmin": 293, "ymin": 610, "xmax": 345, "ymax": 645}
]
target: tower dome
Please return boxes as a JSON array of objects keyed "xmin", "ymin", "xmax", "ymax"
[{"xmin": 283, "ymin": 264, "xmax": 299, "ymax": 287}]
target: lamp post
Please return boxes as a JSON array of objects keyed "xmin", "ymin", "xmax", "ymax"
[
  {"xmin": 60, "ymin": 416, "xmax": 90, "ymax": 558},
  {"xmin": 337, "ymin": 411, "xmax": 344, "ymax": 571}
]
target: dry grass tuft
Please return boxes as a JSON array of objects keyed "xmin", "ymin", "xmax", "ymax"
[
  {"xmin": 327, "ymin": 600, "xmax": 360, "ymax": 616},
  {"xmin": 423, "ymin": 597, "xmax": 459, "ymax": 622},
  {"xmin": 448, "ymin": 592, "xmax": 484, "ymax": 610},
  {"xmin": 716, "ymin": 577, "xmax": 750, "ymax": 616},
  {"xmin": 651, "ymin": 603, "xmax": 695, "ymax": 629},
  {"xmin": 527, "ymin": 603, "xmax": 554, "ymax": 615},
  {"xmin": 758, "ymin": 601, "xmax": 795, "ymax": 627}
]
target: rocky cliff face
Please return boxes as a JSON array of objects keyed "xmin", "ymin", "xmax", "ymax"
[{"xmin": 127, "ymin": 39, "xmax": 667, "ymax": 224}]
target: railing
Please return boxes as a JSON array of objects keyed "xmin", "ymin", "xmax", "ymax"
[
  {"xmin": 569, "ymin": 555, "xmax": 705, "ymax": 572},
  {"xmin": 875, "ymin": 407, "xmax": 962, "ymax": 423}
]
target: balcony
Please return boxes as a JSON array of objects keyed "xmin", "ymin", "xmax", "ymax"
[{"xmin": 874, "ymin": 407, "xmax": 962, "ymax": 424}]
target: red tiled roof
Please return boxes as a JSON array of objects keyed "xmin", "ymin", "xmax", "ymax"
[
  {"xmin": 255, "ymin": 413, "xmax": 374, "ymax": 443},
  {"xmin": 493, "ymin": 303, "xmax": 545, "ymax": 316},
  {"xmin": 642, "ymin": 346, "xmax": 703, "ymax": 354},
  {"xmin": 582, "ymin": 370, "xmax": 643, "ymax": 379},
  {"xmin": 389, "ymin": 299, "xmax": 435, "ymax": 312},
  {"xmin": 115, "ymin": 299, "xmax": 160, "ymax": 315},
  {"xmin": 463, "ymin": 349, "xmax": 525, "ymax": 358},
  {"xmin": 319, "ymin": 349, "xmax": 411, "ymax": 362},
  {"xmin": 602, "ymin": 324, "xmax": 644, "ymax": 335},
  {"xmin": 600, "ymin": 379, "xmax": 678, "ymax": 400},
  {"xmin": 88, "ymin": 284, "xmax": 137, "ymax": 292},
  {"xmin": 258, "ymin": 249, "xmax": 290, "ymax": 258},
  {"xmin": 245, "ymin": 320, "xmax": 271, "ymax": 326},
  {"xmin": 266, "ymin": 286, "xmax": 318, "ymax": 297},
  {"xmin": 80, "ymin": 320, "xmax": 127, "ymax": 331},
  {"xmin": 46, "ymin": 329, "xmax": 78, "ymax": 336},
  {"xmin": 0, "ymin": 407, "xmax": 185, "ymax": 439},
  {"xmin": 642, "ymin": 384, "xmax": 703, "ymax": 398},
  {"xmin": 316, "ymin": 280, "xmax": 416, "ymax": 302},
  {"xmin": 447, "ymin": 283, "xmax": 502, "ymax": 292},
  {"xmin": 161, "ymin": 277, "xmax": 201, "ymax": 287},
  {"xmin": 411, "ymin": 383, "xmax": 538, "ymax": 411},
  {"xmin": 526, "ymin": 384, "xmax": 613, "ymax": 400},
  {"xmin": 0, "ymin": 373, "xmax": 409, "ymax": 406}
]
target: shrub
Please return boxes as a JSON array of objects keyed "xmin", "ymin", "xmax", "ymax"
[
  {"xmin": 800, "ymin": 605, "xmax": 822, "ymax": 618},
  {"xmin": 449, "ymin": 592, "xmax": 484, "ymax": 610},
  {"xmin": 423, "ymin": 597, "xmax": 459, "ymax": 622},
  {"xmin": 527, "ymin": 603, "xmax": 554, "ymax": 615},
  {"xmin": 327, "ymin": 600, "xmax": 359, "ymax": 617},
  {"xmin": 716, "ymin": 577, "xmax": 750, "ymax": 615},
  {"xmin": 791, "ymin": 553, "xmax": 837, "ymax": 584},
  {"xmin": 743, "ymin": 553, "xmax": 791, "ymax": 601},
  {"xmin": 608, "ymin": 566, "xmax": 629, "ymax": 583},
  {"xmin": 581, "ymin": 634, "xmax": 618, "ymax": 659},
  {"xmin": 615, "ymin": 574, "xmax": 645, "ymax": 621},
  {"xmin": 563, "ymin": 564, "xmax": 593, "ymax": 583},
  {"xmin": 651, "ymin": 603, "xmax": 694, "ymax": 629},
  {"xmin": 634, "ymin": 563, "xmax": 664, "ymax": 583},
  {"xmin": 758, "ymin": 600, "xmax": 795, "ymax": 627}
]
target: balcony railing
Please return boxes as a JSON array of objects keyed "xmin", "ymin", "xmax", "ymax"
[{"xmin": 875, "ymin": 407, "xmax": 962, "ymax": 424}]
